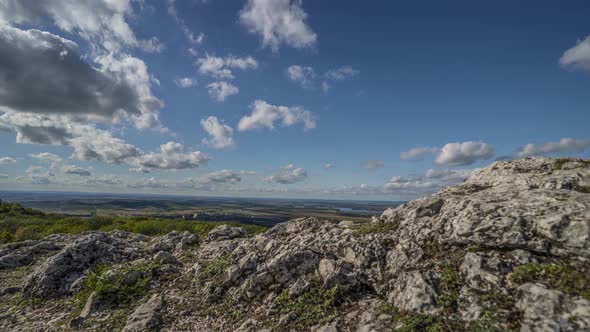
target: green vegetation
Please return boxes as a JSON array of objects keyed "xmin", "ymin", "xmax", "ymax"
[
  {"xmin": 275, "ymin": 286, "xmax": 341, "ymax": 329},
  {"xmin": 511, "ymin": 262, "xmax": 590, "ymax": 299},
  {"xmin": 0, "ymin": 201, "xmax": 267, "ymax": 244},
  {"xmin": 351, "ymin": 218, "xmax": 400, "ymax": 236},
  {"xmin": 76, "ymin": 263, "xmax": 157, "ymax": 309},
  {"xmin": 197, "ymin": 256, "xmax": 231, "ymax": 281},
  {"xmin": 436, "ymin": 264, "xmax": 461, "ymax": 312},
  {"xmin": 383, "ymin": 303, "xmax": 462, "ymax": 332}
]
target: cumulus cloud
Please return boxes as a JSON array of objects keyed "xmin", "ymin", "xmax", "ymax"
[
  {"xmin": 424, "ymin": 168, "xmax": 473, "ymax": 181},
  {"xmin": 0, "ymin": 174, "xmax": 8, "ymax": 179},
  {"xmin": 240, "ymin": 170, "xmax": 257, "ymax": 175},
  {"xmin": 134, "ymin": 142, "xmax": 210, "ymax": 172},
  {"xmin": 363, "ymin": 160, "xmax": 384, "ymax": 170},
  {"xmin": 264, "ymin": 164, "xmax": 307, "ymax": 184},
  {"xmin": 0, "ymin": 26, "xmax": 163, "ymax": 130},
  {"xmin": 29, "ymin": 152, "xmax": 63, "ymax": 163},
  {"xmin": 128, "ymin": 177, "xmax": 167, "ymax": 189},
  {"xmin": 200, "ymin": 116, "xmax": 234, "ymax": 149},
  {"xmin": 180, "ymin": 170, "xmax": 242, "ymax": 190},
  {"xmin": 0, "ymin": 157, "xmax": 16, "ymax": 164},
  {"xmin": 287, "ymin": 65, "xmax": 316, "ymax": 88},
  {"xmin": 86, "ymin": 175, "xmax": 123, "ymax": 186},
  {"xmin": 238, "ymin": 100, "xmax": 316, "ymax": 131},
  {"xmin": 197, "ymin": 55, "xmax": 258, "ymax": 79},
  {"xmin": 62, "ymin": 165, "xmax": 92, "ymax": 176},
  {"xmin": 400, "ymin": 146, "xmax": 439, "ymax": 161},
  {"xmin": 206, "ymin": 82, "xmax": 239, "ymax": 102},
  {"xmin": 239, "ymin": 0, "xmax": 317, "ymax": 52},
  {"xmin": 435, "ymin": 141, "xmax": 494, "ymax": 166},
  {"xmin": 174, "ymin": 77, "xmax": 197, "ymax": 88},
  {"xmin": 514, "ymin": 138, "xmax": 590, "ymax": 158},
  {"xmin": 323, "ymin": 163, "xmax": 335, "ymax": 170},
  {"xmin": 0, "ymin": 0, "xmax": 162, "ymax": 53},
  {"xmin": 560, "ymin": 36, "xmax": 590, "ymax": 72}
]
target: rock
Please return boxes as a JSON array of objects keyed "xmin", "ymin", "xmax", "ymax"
[
  {"xmin": 153, "ymin": 251, "xmax": 178, "ymax": 265},
  {"xmin": 69, "ymin": 291, "xmax": 97, "ymax": 329},
  {"xmin": 389, "ymin": 271, "xmax": 438, "ymax": 314},
  {"xmin": 205, "ymin": 225, "xmax": 247, "ymax": 242},
  {"xmin": 0, "ymin": 252, "xmax": 32, "ymax": 270},
  {"xmin": 122, "ymin": 294, "xmax": 164, "ymax": 332},
  {"xmin": 516, "ymin": 283, "xmax": 563, "ymax": 332},
  {"xmin": 22, "ymin": 231, "xmax": 148, "ymax": 299},
  {"xmin": 150, "ymin": 231, "xmax": 198, "ymax": 253}
]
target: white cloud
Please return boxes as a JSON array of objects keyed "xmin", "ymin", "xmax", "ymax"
[
  {"xmin": 238, "ymin": 100, "xmax": 316, "ymax": 131},
  {"xmin": 62, "ymin": 165, "xmax": 92, "ymax": 176},
  {"xmin": 435, "ymin": 141, "xmax": 494, "ymax": 166},
  {"xmin": 0, "ymin": 174, "xmax": 8, "ymax": 179},
  {"xmin": 134, "ymin": 142, "xmax": 210, "ymax": 172},
  {"xmin": 197, "ymin": 54, "xmax": 258, "ymax": 79},
  {"xmin": 323, "ymin": 163, "xmax": 335, "ymax": 170},
  {"xmin": 0, "ymin": 157, "xmax": 16, "ymax": 164},
  {"xmin": 287, "ymin": 65, "xmax": 315, "ymax": 88},
  {"xmin": 86, "ymin": 175, "xmax": 123, "ymax": 186},
  {"xmin": 363, "ymin": 160, "xmax": 384, "ymax": 170},
  {"xmin": 200, "ymin": 116, "xmax": 234, "ymax": 149},
  {"xmin": 560, "ymin": 36, "xmax": 590, "ymax": 72},
  {"xmin": 400, "ymin": 146, "xmax": 439, "ymax": 161},
  {"xmin": 174, "ymin": 77, "xmax": 197, "ymax": 88},
  {"xmin": 287, "ymin": 65, "xmax": 359, "ymax": 91},
  {"xmin": 167, "ymin": 0, "xmax": 205, "ymax": 46},
  {"xmin": 128, "ymin": 177, "xmax": 167, "ymax": 189},
  {"xmin": 239, "ymin": 0, "xmax": 317, "ymax": 52},
  {"xmin": 180, "ymin": 170, "xmax": 242, "ymax": 190},
  {"xmin": 0, "ymin": 26, "xmax": 164, "ymax": 130},
  {"xmin": 207, "ymin": 82, "xmax": 239, "ymax": 102},
  {"xmin": 240, "ymin": 170, "xmax": 257, "ymax": 175},
  {"xmin": 424, "ymin": 168, "xmax": 473, "ymax": 181},
  {"xmin": 264, "ymin": 164, "xmax": 307, "ymax": 184},
  {"xmin": 514, "ymin": 138, "xmax": 590, "ymax": 158},
  {"xmin": 0, "ymin": 0, "xmax": 162, "ymax": 53},
  {"xmin": 29, "ymin": 152, "xmax": 63, "ymax": 163},
  {"xmin": 324, "ymin": 66, "xmax": 360, "ymax": 81}
]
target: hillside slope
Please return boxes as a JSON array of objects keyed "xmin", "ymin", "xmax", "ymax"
[{"xmin": 1, "ymin": 157, "xmax": 589, "ymax": 331}]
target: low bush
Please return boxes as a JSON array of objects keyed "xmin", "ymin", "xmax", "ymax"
[{"xmin": 0, "ymin": 201, "xmax": 267, "ymax": 244}]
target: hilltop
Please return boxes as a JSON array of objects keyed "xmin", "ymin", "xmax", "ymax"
[{"xmin": 0, "ymin": 157, "xmax": 589, "ymax": 331}]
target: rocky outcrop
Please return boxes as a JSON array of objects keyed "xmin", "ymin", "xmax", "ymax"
[{"xmin": 0, "ymin": 157, "xmax": 588, "ymax": 331}]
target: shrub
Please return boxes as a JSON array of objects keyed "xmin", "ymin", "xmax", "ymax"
[{"xmin": 275, "ymin": 286, "xmax": 341, "ymax": 329}]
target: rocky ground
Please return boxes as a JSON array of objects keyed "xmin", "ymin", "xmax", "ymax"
[{"xmin": 0, "ymin": 157, "xmax": 589, "ymax": 332}]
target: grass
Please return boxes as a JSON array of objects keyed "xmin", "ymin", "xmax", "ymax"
[
  {"xmin": 275, "ymin": 286, "xmax": 341, "ymax": 329},
  {"xmin": 197, "ymin": 256, "xmax": 231, "ymax": 282},
  {"xmin": 511, "ymin": 262, "xmax": 590, "ymax": 299},
  {"xmin": 76, "ymin": 263, "xmax": 158, "ymax": 309},
  {"xmin": 436, "ymin": 264, "xmax": 461, "ymax": 312},
  {"xmin": 0, "ymin": 201, "xmax": 267, "ymax": 244}
]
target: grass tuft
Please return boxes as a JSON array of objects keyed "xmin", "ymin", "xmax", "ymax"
[{"xmin": 511, "ymin": 262, "xmax": 590, "ymax": 299}]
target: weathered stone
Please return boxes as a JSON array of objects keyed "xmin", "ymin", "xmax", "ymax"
[{"xmin": 122, "ymin": 294, "xmax": 164, "ymax": 332}]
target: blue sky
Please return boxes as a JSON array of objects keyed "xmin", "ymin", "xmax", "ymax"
[{"xmin": 0, "ymin": 0, "xmax": 589, "ymax": 200}]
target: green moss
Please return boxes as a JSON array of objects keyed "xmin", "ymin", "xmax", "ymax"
[
  {"xmin": 275, "ymin": 286, "xmax": 341, "ymax": 329},
  {"xmin": 76, "ymin": 263, "xmax": 157, "ymax": 309},
  {"xmin": 351, "ymin": 219, "xmax": 400, "ymax": 236},
  {"xmin": 511, "ymin": 263, "xmax": 590, "ymax": 299}
]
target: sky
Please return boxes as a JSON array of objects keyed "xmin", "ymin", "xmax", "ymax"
[{"xmin": 0, "ymin": 0, "xmax": 589, "ymax": 201}]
